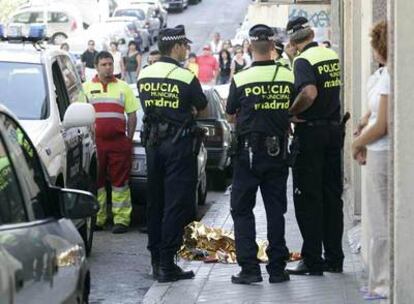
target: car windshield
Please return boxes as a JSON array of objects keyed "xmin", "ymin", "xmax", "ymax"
[
  {"xmin": 114, "ymin": 9, "xmax": 146, "ymax": 20},
  {"xmin": 197, "ymin": 90, "xmax": 222, "ymax": 120},
  {"xmin": 0, "ymin": 62, "xmax": 48, "ymax": 120}
]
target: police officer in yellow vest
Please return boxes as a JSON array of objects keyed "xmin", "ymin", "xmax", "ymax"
[
  {"xmin": 285, "ymin": 17, "xmax": 344, "ymax": 276},
  {"xmin": 226, "ymin": 24, "xmax": 294, "ymax": 285},
  {"xmin": 137, "ymin": 25, "xmax": 207, "ymax": 283}
]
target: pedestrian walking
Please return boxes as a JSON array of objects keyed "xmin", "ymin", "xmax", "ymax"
[
  {"xmin": 109, "ymin": 42, "xmax": 125, "ymax": 79},
  {"xmin": 83, "ymin": 51, "xmax": 138, "ymax": 234},
  {"xmin": 352, "ymin": 20, "xmax": 389, "ymax": 301},
  {"xmin": 217, "ymin": 49, "xmax": 232, "ymax": 84},
  {"xmin": 81, "ymin": 40, "xmax": 98, "ymax": 81},
  {"xmin": 226, "ymin": 24, "xmax": 294, "ymax": 285},
  {"xmin": 196, "ymin": 45, "xmax": 219, "ymax": 86},
  {"xmin": 137, "ymin": 25, "xmax": 208, "ymax": 283},
  {"xmin": 285, "ymin": 17, "xmax": 344, "ymax": 276},
  {"xmin": 124, "ymin": 41, "xmax": 142, "ymax": 84}
]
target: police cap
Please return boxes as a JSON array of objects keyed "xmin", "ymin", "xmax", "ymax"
[
  {"xmin": 249, "ymin": 24, "xmax": 276, "ymax": 42},
  {"xmin": 159, "ymin": 25, "xmax": 192, "ymax": 44},
  {"xmin": 274, "ymin": 40, "xmax": 284, "ymax": 55},
  {"xmin": 286, "ymin": 17, "xmax": 311, "ymax": 36}
]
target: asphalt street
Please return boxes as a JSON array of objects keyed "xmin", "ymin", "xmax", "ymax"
[{"xmin": 88, "ymin": 1, "xmax": 251, "ymax": 303}]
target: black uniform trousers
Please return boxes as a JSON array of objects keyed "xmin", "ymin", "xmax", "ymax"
[
  {"xmin": 231, "ymin": 149, "xmax": 289, "ymax": 275},
  {"xmin": 146, "ymin": 135, "xmax": 197, "ymax": 266},
  {"xmin": 292, "ymin": 124, "xmax": 344, "ymax": 269}
]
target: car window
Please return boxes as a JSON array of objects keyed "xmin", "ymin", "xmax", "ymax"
[
  {"xmin": 11, "ymin": 12, "xmax": 31, "ymax": 23},
  {"xmin": 51, "ymin": 12, "xmax": 69, "ymax": 23},
  {"xmin": 52, "ymin": 61, "xmax": 70, "ymax": 121},
  {"xmin": 32, "ymin": 12, "xmax": 50, "ymax": 23},
  {"xmin": 0, "ymin": 62, "xmax": 49, "ymax": 120},
  {"xmin": 58, "ymin": 55, "xmax": 87, "ymax": 104},
  {"xmin": 0, "ymin": 113, "xmax": 50, "ymax": 219},
  {"xmin": 0, "ymin": 134, "xmax": 27, "ymax": 225},
  {"xmin": 114, "ymin": 9, "xmax": 146, "ymax": 21}
]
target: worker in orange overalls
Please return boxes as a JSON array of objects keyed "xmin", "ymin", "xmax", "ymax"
[{"xmin": 83, "ymin": 51, "xmax": 138, "ymax": 234}]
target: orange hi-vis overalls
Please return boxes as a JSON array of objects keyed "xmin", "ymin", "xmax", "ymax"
[{"xmin": 83, "ymin": 75, "xmax": 139, "ymax": 227}]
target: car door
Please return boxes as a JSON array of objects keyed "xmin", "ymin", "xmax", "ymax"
[
  {"xmin": 0, "ymin": 112, "xmax": 85, "ymax": 303},
  {"xmin": 51, "ymin": 59, "xmax": 83, "ymax": 189},
  {"xmin": 0, "ymin": 247, "xmax": 14, "ymax": 304}
]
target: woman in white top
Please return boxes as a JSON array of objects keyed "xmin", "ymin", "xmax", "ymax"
[
  {"xmin": 352, "ymin": 20, "xmax": 389, "ymax": 301},
  {"xmin": 110, "ymin": 42, "xmax": 125, "ymax": 79}
]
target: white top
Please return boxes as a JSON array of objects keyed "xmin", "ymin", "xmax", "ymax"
[
  {"xmin": 111, "ymin": 51, "xmax": 123, "ymax": 76},
  {"xmin": 366, "ymin": 67, "xmax": 390, "ymax": 151}
]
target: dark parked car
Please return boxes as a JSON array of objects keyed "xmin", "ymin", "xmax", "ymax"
[
  {"xmin": 0, "ymin": 105, "xmax": 98, "ymax": 303},
  {"xmin": 162, "ymin": 0, "xmax": 189, "ymax": 12},
  {"xmin": 197, "ymin": 87, "xmax": 233, "ymax": 188},
  {"xmin": 129, "ymin": 86, "xmax": 208, "ymax": 217}
]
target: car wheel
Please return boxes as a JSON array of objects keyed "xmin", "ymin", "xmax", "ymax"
[
  {"xmin": 79, "ymin": 216, "xmax": 96, "ymax": 257},
  {"xmin": 82, "ymin": 172, "xmax": 97, "ymax": 256},
  {"xmin": 51, "ymin": 32, "xmax": 67, "ymax": 45},
  {"xmin": 80, "ymin": 272, "xmax": 90, "ymax": 304}
]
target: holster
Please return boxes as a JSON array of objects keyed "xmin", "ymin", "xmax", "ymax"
[{"xmin": 287, "ymin": 136, "xmax": 300, "ymax": 167}]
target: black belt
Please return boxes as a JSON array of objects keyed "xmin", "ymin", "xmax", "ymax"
[{"xmin": 298, "ymin": 120, "xmax": 340, "ymax": 127}]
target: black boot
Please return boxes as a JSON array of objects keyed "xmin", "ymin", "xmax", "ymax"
[
  {"xmin": 269, "ymin": 270, "xmax": 290, "ymax": 283},
  {"xmin": 231, "ymin": 270, "xmax": 263, "ymax": 285},
  {"xmin": 157, "ymin": 264, "xmax": 195, "ymax": 283},
  {"xmin": 323, "ymin": 260, "xmax": 343, "ymax": 273},
  {"xmin": 286, "ymin": 260, "xmax": 323, "ymax": 276}
]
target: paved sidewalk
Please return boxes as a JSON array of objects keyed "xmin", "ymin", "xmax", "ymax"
[{"xmin": 143, "ymin": 177, "xmax": 380, "ymax": 304}]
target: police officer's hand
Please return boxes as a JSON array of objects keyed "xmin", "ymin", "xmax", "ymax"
[
  {"xmin": 191, "ymin": 106, "xmax": 198, "ymax": 118},
  {"xmin": 285, "ymin": 43, "xmax": 298, "ymax": 61}
]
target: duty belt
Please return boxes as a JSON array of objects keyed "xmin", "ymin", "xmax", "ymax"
[
  {"xmin": 239, "ymin": 133, "xmax": 284, "ymax": 157},
  {"xmin": 299, "ymin": 120, "xmax": 340, "ymax": 127}
]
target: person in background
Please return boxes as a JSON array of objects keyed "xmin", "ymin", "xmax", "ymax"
[
  {"xmin": 229, "ymin": 46, "xmax": 247, "ymax": 80},
  {"xmin": 218, "ymin": 49, "xmax": 232, "ymax": 84},
  {"xmin": 284, "ymin": 42, "xmax": 298, "ymax": 65},
  {"xmin": 60, "ymin": 42, "xmax": 77, "ymax": 64},
  {"xmin": 186, "ymin": 53, "xmax": 199, "ymax": 78},
  {"xmin": 322, "ymin": 40, "xmax": 332, "ymax": 48},
  {"xmin": 196, "ymin": 45, "xmax": 219, "ymax": 86},
  {"xmin": 273, "ymin": 40, "xmax": 291, "ymax": 68},
  {"xmin": 124, "ymin": 41, "xmax": 142, "ymax": 84},
  {"xmin": 210, "ymin": 32, "xmax": 223, "ymax": 60},
  {"xmin": 109, "ymin": 42, "xmax": 125, "ymax": 79},
  {"xmin": 81, "ymin": 40, "xmax": 98, "ymax": 81},
  {"xmin": 222, "ymin": 39, "xmax": 234, "ymax": 55},
  {"xmin": 352, "ymin": 20, "xmax": 389, "ymax": 301},
  {"xmin": 147, "ymin": 50, "xmax": 161, "ymax": 66},
  {"xmin": 242, "ymin": 39, "xmax": 252, "ymax": 66}
]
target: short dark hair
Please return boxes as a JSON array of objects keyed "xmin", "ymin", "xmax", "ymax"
[
  {"xmin": 251, "ymin": 40, "xmax": 273, "ymax": 56},
  {"xmin": 149, "ymin": 50, "xmax": 160, "ymax": 56},
  {"xmin": 128, "ymin": 40, "xmax": 137, "ymax": 48},
  {"xmin": 88, "ymin": 40, "xmax": 95, "ymax": 45},
  {"xmin": 94, "ymin": 51, "xmax": 113, "ymax": 66},
  {"xmin": 110, "ymin": 41, "xmax": 118, "ymax": 48},
  {"xmin": 188, "ymin": 52, "xmax": 196, "ymax": 58},
  {"xmin": 158, "ymin": 39, "xmax": 186, "ymax": 56}
]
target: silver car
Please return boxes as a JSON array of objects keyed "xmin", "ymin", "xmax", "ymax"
[
  {"xmin": 0, "ymin": 106, "xmax": 98, "ymax": 304},
  {"xmin": 6, "ymin": 4, "xmax": 84, "ymax": 44}
]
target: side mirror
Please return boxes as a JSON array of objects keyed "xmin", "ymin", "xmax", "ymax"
[
  {"xmin": 60, "ymin": 188, "xmax": 99, "ymax": 219},
  {"xmin": 63, "ymin": 103, "xmax": 95, "ymax": 129}
]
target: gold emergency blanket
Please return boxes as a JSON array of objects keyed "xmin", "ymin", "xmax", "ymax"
[{"xmin": 179, "ymin": 221, "xmax": 301, "ymax": 264}]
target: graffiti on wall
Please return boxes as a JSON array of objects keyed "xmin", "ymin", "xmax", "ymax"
[
  {"xmin": 288, "ymin": 5, "xmax": 331, "ymax": 41},
  {"xmin": 289, "ymin": 6, "xmax": 331, "ymax": 28}
]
